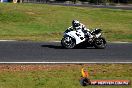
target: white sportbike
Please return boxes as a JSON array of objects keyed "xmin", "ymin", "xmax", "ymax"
[{"xmin": 61, "ymin": 28, "xmax": 107, "ymax": 49}]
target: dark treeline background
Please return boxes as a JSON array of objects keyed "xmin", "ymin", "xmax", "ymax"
[
  {"xmin": 55, "ymin": 0, "xmax": 132, "ymax": 4},
  {"xmin": 21, "ymin": 0, "xmax": 132, "ymax": 4}
]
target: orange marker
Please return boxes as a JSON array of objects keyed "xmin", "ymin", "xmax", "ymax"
[{"xmin": 81, "ymin": 68, "xmax": 89, "ymax": 78}]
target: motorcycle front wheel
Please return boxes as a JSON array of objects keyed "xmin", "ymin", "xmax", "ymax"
[
  {"xmin": 61, "ymin": 37, "xmax": 76, "ymax": 49},
  {"xmin": 94, "ymin": 37, "xmax": 107, "ymax": 49}
]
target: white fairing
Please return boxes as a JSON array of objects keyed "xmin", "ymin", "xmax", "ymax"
[{"xmin": 64, "ymin": 30, "xmax": 85, "ymax": 44}]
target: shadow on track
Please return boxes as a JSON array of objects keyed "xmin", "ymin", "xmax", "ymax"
[
  {"xmin": 41, "ymin": 44, "xmax": 95, "ymax": 49},
  {"xmin": 41, "ymin": 45, "xmax": 63, "ymax": 49}
]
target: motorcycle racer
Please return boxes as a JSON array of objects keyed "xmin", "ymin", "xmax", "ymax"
[
  {"xmin": 67, "ymin": 20, "xmax": 93, "ymax": 39},
  {"xmin": 61, "ymin": 20, "xmax": 106, "ymax": 49}
]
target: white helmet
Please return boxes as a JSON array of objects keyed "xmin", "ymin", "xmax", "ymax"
[{"xmin": 72, "ymin": 20, "xmax": 80, "ymax": 28}]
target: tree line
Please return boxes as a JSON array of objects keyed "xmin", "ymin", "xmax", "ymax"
[{"xmin": 55, "ymin": 0, "xmax": 132, "ymax": 4}]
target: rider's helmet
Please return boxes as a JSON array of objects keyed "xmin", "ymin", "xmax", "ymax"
[{"xmin": 72, "ymin": 20, "xmax": 80, "ymax": 29}]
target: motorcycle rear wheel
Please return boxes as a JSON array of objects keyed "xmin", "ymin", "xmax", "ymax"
[{"xmin": 94, "ymin": 37, "xmax": 107, "ymax": 49}]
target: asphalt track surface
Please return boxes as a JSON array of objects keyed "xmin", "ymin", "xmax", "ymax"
[{"xmin": 0, "ymin": 41, "xmax": 132, "ymax": 63}]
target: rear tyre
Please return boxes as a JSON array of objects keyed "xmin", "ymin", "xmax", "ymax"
[
  {"xmin": 94, "ymin": 37, "xmax": 107, "ymax": 49},
  {"xmin": 61, "ymin": 36, "xmax": 76, "ymax": 49}
]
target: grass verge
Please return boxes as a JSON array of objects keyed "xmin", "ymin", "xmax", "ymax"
[
  {"xmin": 0, "ymin": 3, "xmax": 132, "ymax": 41},
  {"xmin": 0, "ymin": 64, "xmax": 131, "ymax": 88}
]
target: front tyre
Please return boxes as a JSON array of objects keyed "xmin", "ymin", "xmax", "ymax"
[
  {"xmin": 61, "ymin": 37, "xmax": 76, "ymax": 49},
  {"xmin": 94, "ymin": 37, "xmax": 107, "ymax": 49}
]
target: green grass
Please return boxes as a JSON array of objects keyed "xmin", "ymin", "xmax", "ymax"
[
  {"xmin": 0, "ymin": 3, "xmax": 132, "ymax": 41},
  {"xmin": 0, "ymin": 64, "xmax": 131, "ymax": 88}
]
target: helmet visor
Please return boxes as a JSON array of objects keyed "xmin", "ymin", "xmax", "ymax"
[{"xmin": 73, "ymin": 23, "xmax": 80, "ymax": 27}]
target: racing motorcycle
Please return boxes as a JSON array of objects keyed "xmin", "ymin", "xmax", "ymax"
[{"xmin": 61, "ymin": 28, "xmax": 107, "ymax": 49}]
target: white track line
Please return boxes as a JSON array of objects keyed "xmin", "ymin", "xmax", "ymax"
[
  {"xmin": 111, "ymin": 41, "xmax": 130, "ymax": 43},
  {"xmin": 0, "ymin": 40, "xmax": 16, "ymax": 41},
  {"xmin": 0, "ymin": 62, "xmax": 132, "ymax": 64}
]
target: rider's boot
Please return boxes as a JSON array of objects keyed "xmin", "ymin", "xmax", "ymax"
[{"xmin": 87, "ymin": 32, "xmax": 93, "ymax": 42}]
